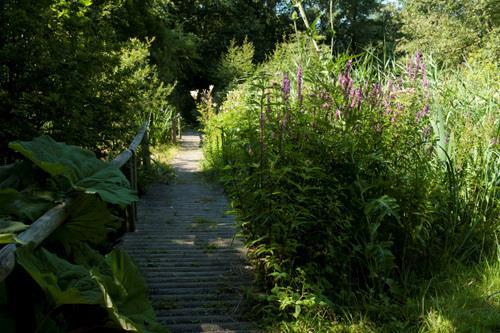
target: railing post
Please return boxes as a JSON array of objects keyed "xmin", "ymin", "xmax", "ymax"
[
  {"xmin": 141, "ymin": 128, "xmax": 150, "ymax": 172},
  {"xmin": 125, "ymin": 151, "xmax": 138, "ymax": 232},
  {"xmin": 171, "ymin": 117, "xmax": 177, "ymax": 144},
  {"xmin": 178, "ymin": 116, "xmax": 182, "ymax": 140}
]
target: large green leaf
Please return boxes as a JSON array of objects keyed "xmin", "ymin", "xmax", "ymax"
[
  {"xmin": 16, "ymin": 246, "xmax": 102, "ymax": 306},
  {"xmin": 95, "ymin": 249, "xmax": 167, "ymax": 333},
  {"xmin": 9, "ymin": 136, "xmax": 137, "ymax": 205},
  {"xmin": 49, "ymin": 195, "xmax": 119, "ymax": 248},
  {"xmin": 74, "ymin": 245, "xmax": 166, "ymax": 333},
  {"xmin": 0, "ymin": 161, "xmax": 38, "ymax": 190},
  {"xmin": 74, "ymin": 166, "xmax": 138, "ymax": 206},
  {"xmin": 0, "ymin": 188, "xmax": 53, "ymax": 222},
  {"xmin": 0, "ymin": 219, "xmax": 28, "ymax": 244}
]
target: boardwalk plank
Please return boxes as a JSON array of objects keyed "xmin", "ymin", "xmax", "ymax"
[{"xmin": 122, "ymin": 132, "xmax": 258, "ymax": 333}]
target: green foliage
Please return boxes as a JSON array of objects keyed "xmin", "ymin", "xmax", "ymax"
[
  {"xmin": 17, "ymin": 245, "xmax": 103, "ymax": 306},
  {"xmin": 17, "ymin": 245, "xmax": 166, "ymax": 333},
  {"xmin": 96, "ymin": 249, "xmax": 166, "ymax": 333},
  {"xmin": 49, "ymin": 195, "xmax": 119, "ymax": 248},
  {"xmin": 0, "ymin": 0, "xmax": 180, "ymax": 159},
  {"xmin": 9, "ymin": 136, "xmax": 137, "ymax": 205},
  {"xmin": 214, "ymin": 39, "xmax": 255, "ymax": 97},
  {"xmin": 398, "ymin": 0, "xmax": 500, "ymax": 65},
  {"xmin": 0, "ymin": 136, "xmax": 166, "ymax": 332},
  {"xmin": 0, "ymin": 220, "xmax": 28, "ymax": 244},
  {"xmin": 201, "ymin": 36, "xmax": 499, "ymax": 330}
]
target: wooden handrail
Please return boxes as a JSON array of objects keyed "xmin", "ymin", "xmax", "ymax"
[
  {"xmin": 0, "ymin": 120, "xmax": 150, "ymax": 282},
  {"xmin": 111, "ymin": 121, "xmax": 149, "ymax": 168}
]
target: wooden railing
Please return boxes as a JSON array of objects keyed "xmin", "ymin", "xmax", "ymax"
[{"xmin": 0, "ymin": 120, "xmax": 151, "ymax": 282}]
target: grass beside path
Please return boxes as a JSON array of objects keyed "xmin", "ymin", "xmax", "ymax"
[{"xmin": 267, "ymin": 260, "xmax": 500, "ymax": 333}]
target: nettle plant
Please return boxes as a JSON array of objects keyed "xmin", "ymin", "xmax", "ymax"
[
  {"xmin": 202, "ymin": 39, "xmax": 498, "ymax": 319},
  {"xmin": 0, "ymin": 137, "xmax": 165, "ymax": 333}
]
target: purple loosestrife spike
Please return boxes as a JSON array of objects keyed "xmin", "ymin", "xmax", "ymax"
[
  {"xmin": 416, "ymin": 104, "xmax": 430, "ymax": 122},
  {"xmin": 345, "ymin": 59, "xmax": 352, "ymax": 73},
  {"xmin": 422, "ymin": 104, "xmax": 429, "ymax": 116},
  {"xmin": 338, "ymin": 73, "xmax": 345, "ymax": 89},
  {"xmin": 349, "ymin": 88, "xmax": 357, "ymax": 108},
  {"xmin": 282, "ymin": 73, "xmax": 290, "ymax": 101},
  {"xmin": 421, "ymin": 62, "xmax": 430, "ymax": 98},
  {"xmin": 415, "ymin": 51, "xmax": 422, "ymax": 70},
  {"xmin": 383, "ymin": 97, "xmax": 391, "ymax": 116},
  {"xmin": 335, "ymin": 109, "xmax": 341, "ymax": 119},
  {"xmin": 356, "ymin": 87, "xmax": 363, "ymax": 106}
]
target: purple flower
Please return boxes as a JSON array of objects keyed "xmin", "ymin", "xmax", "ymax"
[
  {"xmin": 282, "ymin": 73, "xmax": 290, "ymax": 101},
  {"xmin": 383, "ymin": 99, "xmax": 391, "ymax": 116},
  {"xmin": 349, "ymin": 87, "xmax": 363, "ymax": 109},
  {"xmin": 416, "ymin": 104, "xmax": 430, "ymax": 122},
  {"xmin": 297, "ymin": 65, "xmax": 303, "ymax": 104},
  {"xmin": 491, "ymin": 138, "xmax": 498, "ymax": 145},
  {"xmin": 345, "ymin": 60, "xmax": 352, "ymax": 74},
  {"xmin": 335, "ymin": 109, "xmax": 341, "ymax": 119},
  {"xmin": 356, "ymin": 88, "xmax": 363, "ymax": 104},
  {"xmin": 415, "ymin": 51, "xmax": 422, "ymax": 70},
  {"xmin": 338, "ymin": 62, "xmax": 354, "ymax": 99}
]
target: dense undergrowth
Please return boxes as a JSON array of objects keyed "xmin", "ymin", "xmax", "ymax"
[
  {"xmin": 200, "ymin": 37, "xmax": 500, "ymax": 331},
  {"xmin": 0, "ymin": 137, "xmax": 165, "ymax": 333}
]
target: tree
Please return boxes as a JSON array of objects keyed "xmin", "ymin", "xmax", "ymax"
[
  {"xmin": 398, "ymin": 0, "xmax": 499, "ymax": 65},
  {"xmin": 0, "ymin": 0, "xmax": 176, "ymax": 158},
  {"xmin": 286, "ymin": 0, "xmax": 400, "ymax": 53}
]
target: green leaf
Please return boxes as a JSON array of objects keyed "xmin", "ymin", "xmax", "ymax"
[
  {"xmin": 94, "ymin": 249, "xmax": 167, "ymax": 333},
  {"xmin": 0, "ymin": 234, "xmax": 17, "ymax": 244},
  {"xmin": 0, "ymin": 219, "xmax": 28, "ymax": 244},
  {"xmin": 49, "ymin": 195, "xmax": 119, "ymax": 248},
  {"xmin": 74, "ymin": 166, "xmax": 138, "ymax": 206},
  {"xmin": 0, "ymin": 161, "xmax": 40, "ymax": 190},
  {"xmin": 72, "ymin": 245, "xmax": 166, "ymax": 333},
  {"xmin": 16, "ymin": 246, "xmax": 102, "ymax": 306},
  {"xmin": 293, "ymin": 304, "xmax": 301, "ymax": 318},
  {"xmin": 9, "ymin": 136, "xmax": 101, "ymax": 181},
  {"xmin": 0, "ymin": 188, "xmax": 53, "ymax": 222},
  {"xmin": 9, "ymin": 136, "xmax": 137, "ymax": 205}
]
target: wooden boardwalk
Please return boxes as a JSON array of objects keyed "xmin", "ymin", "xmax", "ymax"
[{"xmin": 122, "ymin": 132, "xmax": 257, "ymax": 333}]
